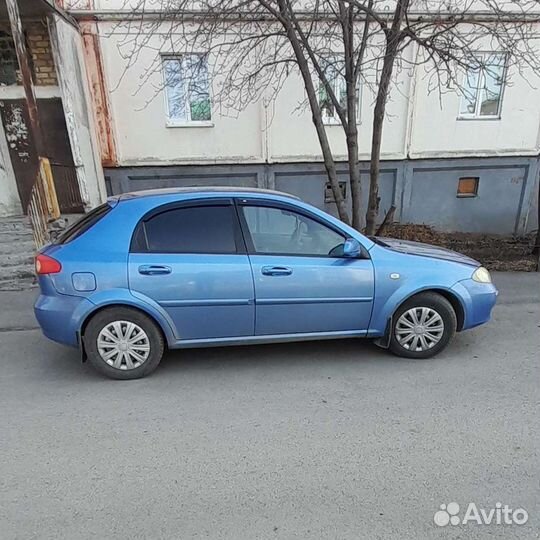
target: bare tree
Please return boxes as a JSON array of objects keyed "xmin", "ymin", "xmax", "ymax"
[
  {"xmin": 114, "ymin": 0, "xmax": 377, "ymax": 227},
  {"xmin": 361, "ymin": 0, "xmax": 540, "ymax": 234},
  {"xmin": 113, "ymin": 0, "xmax": 540, "ymax": 235}
]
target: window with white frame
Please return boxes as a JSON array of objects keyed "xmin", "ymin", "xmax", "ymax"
[
  {"xmin": 459, "ymin": 53, "xmax": 507, "ymax": 119},
  {"xmin": 162, "ymin": 54, "xmax": 211, "ymax": 124},
  {"xmin": 318, "ymin": 58, "xmax": 348, "ymax": 124}
]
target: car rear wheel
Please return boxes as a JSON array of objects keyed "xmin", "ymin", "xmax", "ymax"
[
  {"xmin": 84, "ymin": 307, "xmax": 164, "ymax": 379},
  {"xmin": 389, "ymin": 292, "xmax": 457, "ymax": 359}
]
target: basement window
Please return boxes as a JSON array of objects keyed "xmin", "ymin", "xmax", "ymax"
[
  {"xmin": 325, "ymin": 181, "xmax": 347, "ymax": 203},
  {"xmin": 457, "ymin": 177, "xmax": 479, "ymax": 198}
]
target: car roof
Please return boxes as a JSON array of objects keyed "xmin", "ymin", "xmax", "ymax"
[{"xmin": 110, "ymin": 186, "xmax": 301, "ymax": 203}]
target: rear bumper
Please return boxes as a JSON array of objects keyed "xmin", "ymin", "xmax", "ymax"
[
  {"xmin": 34, "ymin": 293, "xmax": 94, "ymax": 347},
  {"xmin": 452, "ymin": 278, "xmax": 498, "ymax": 331}
]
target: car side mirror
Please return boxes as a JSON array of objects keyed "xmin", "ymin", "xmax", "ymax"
[{"xmin": 342, "ymin": 238, "xmax": 361, "ymax": 258}]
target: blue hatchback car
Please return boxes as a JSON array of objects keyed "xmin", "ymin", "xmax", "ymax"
[{"xmin": 34, "ymin": 187, "xmax": 498, "ymax": 379}]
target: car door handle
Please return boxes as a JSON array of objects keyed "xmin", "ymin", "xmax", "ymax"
[
  {"xmin": 138, "ymin": 265, "xmax": 172, "ymax": 276},
  {"xmin": 261, "ymin": 266, "xmax": 293, "ymax": 276}
]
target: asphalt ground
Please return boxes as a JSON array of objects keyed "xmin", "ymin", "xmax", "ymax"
[{"xmin": 0, "ymin": 272, "xmax": 538, "ymax": 539}]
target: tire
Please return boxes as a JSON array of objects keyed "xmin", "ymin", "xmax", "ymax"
[
  {"xmin": 389, "ymin": 292, "xmax": 457, "ymax": 359},
  {"xmin": 84, "ymin": 307, "xmax": 165, "ymax": 380}
]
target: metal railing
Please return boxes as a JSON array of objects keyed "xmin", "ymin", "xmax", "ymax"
[
  {"xmin": 27, "ymin": 157, "xmax": 61, "ymax": 248},
  {"xmin": 50, "ymin": 162, "xmax": 85, "ymax": 213}
]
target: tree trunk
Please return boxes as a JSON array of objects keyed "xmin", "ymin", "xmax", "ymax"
[
  {"xmin": 307, "ymin": 90, "xmax": 350, "ymax": 225},
  {"xmin": 534, "ymin": 175, "xmax": 540, "ymax": 270},
  {"xmin": 346, "ymin": 126, "xmax": 361, "ymax": 230},
  {"xmin": 375, "ymin": 205, "xmax": 396, "ymax": 236},
  {"xmin": 365, "ymin": 0, "xmax": 410, "ymax": 235},
  {"xmin": 277, "ymin": 0, "xmax": 350, "ymax": 224},
  {"xmin": 343, "ymin": 4, "xmax": 361, "ymax": 230},
  {"xmin": 366, "ymin": 47, "xmax": 396, "ymax": 235},
  {"xmin": 315, "ymin": 113, "xmax": 350, "ymax": 225}
]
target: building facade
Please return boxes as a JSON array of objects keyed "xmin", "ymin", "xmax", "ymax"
[
  {"xmin": 0, "ymin": 0, "xmax": 105, "ymax": 220},
  {"xmin": 0, "ymin": 0, "xmax": 538, "ymax": 236}
]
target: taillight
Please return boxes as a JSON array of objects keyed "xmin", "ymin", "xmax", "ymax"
[{"xmin": 35, "ymin": 254, "xmax": 62, "ymax": 275}]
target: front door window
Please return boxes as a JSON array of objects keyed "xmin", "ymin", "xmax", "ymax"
[{"xmin": 241, "ymin": 205, "xmax": 346, "ymax": 257}]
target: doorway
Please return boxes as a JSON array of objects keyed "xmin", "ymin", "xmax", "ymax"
[{"xmin": 0, "ymin": 97, "xmax": 84, "ymax": 213}]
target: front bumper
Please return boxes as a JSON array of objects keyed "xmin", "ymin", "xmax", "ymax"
[
  {"xmin": 451, "ymin": 278, "xmax": 498, "ymax": 331},
  {"xmin": 34, "ymin": 292, "xmax": 94, "ymax": 348}
]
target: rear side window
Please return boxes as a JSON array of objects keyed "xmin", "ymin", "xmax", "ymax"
[
  {"xmin": 56, "ymin": 203, "xmax": 111, "ymax": 244},
  {"xmin": 133, "ymin": 205, "xmax": 238, "ymax": 254}
]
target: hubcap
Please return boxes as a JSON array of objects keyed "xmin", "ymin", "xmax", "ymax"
[
  {"xmin": 395, "ymin": 307, "xmax": 444, "ymax": 352},
  {"xmin": 97, "ymin": 321, "xmax": 150, "ymax": 370}
]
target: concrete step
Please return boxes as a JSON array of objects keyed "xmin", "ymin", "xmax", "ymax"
[
  {"xmin": 0, "ymin": 263, "xmax": 34, "ymax": 278},
  {"xmin": 0, "ymin": 227, "xmax": 33, "ymax": 244},
  {"xmin": 0, "ymin": 252, "xmax": 35, "ymax": 268},
  {"xmin": 0, "ymin": 229, "xmax": 33, "ymax": 240},
  {"xmin": 0, "ymin": 240, "xmax": 36, "ymax": 256},
  {"xmin": 0, "ymin": 213, "xmax": 84, "ymax": 291},
  {"xmin": 0, "ymin": 230, "xmax": 33, "ymax": 240},
  {"xmin": 0, "ymin": 277, "xmax": 37, "ymax": 292},
  {"xmin": 0, "ymin": 216, "xmax": 32, "ymax": 234},
  {"xmin": 0, "ymin": 235, "xmax": 35, "ymax": 247},
  {"xmin": 0, "ymin": 238, "xmax": 34, "ymax": 250},
  {"xmin": 0, "ymin": 215, "xmax": 37, "ymax": 291},
  {"xmin": 0, "ymin": 271, "xmax": 36, "ymax": 294}
]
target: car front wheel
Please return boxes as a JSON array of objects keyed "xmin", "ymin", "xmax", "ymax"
[
  {"xmin": 84, "ymin": 307, "xmax": 165, "ymax": 379},
  {"xmin": 389, "ymin": 292, "xmax": 457, "ymax": 359}
]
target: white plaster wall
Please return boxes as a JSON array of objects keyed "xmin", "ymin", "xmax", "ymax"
[
  {"xmin": 268, "ymin": 64, "xmax": 411, "ymax": 162},
  {"xmin": 98, "ymin": 23, "xmax": 264, "ymax": 165},
  {"xmin": 86, "ymin": 15, "xmax": 540, "ymax": 166},
  {"xmin": 0, "ymin": 119, "xmax": 21, "ymax": 217},
  {"xmin": 409, "ymin": 62, "xmax": 540, "ymax": 158},
  {"xmin": 97, "ymin": 20, "xmax": 413, "ymax": 166}
]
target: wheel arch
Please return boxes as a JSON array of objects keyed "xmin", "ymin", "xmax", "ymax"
[
  {"xmin": 427, "ymin": 289, "xmax": 465, "ymax": 332},
  {"xmin": 375, "ymin": 287, "xmax": 465, "ymax": 350},
  {"xmin": 395, "ymin": 288, "xmax": 465, "ymax": 332},
  {"xmin": 79, "ymin": 302, "xmax": 174, "ymax": 352}
]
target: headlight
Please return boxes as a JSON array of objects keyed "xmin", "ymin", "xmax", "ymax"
[{"xmin": 472, "ymin": 266, "xmax": 492, "ymax": 284}]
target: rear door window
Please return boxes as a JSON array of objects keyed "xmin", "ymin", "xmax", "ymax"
[{"xmin": 133, "ymin": 205, "xmax": 238, "ymax": 254}]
